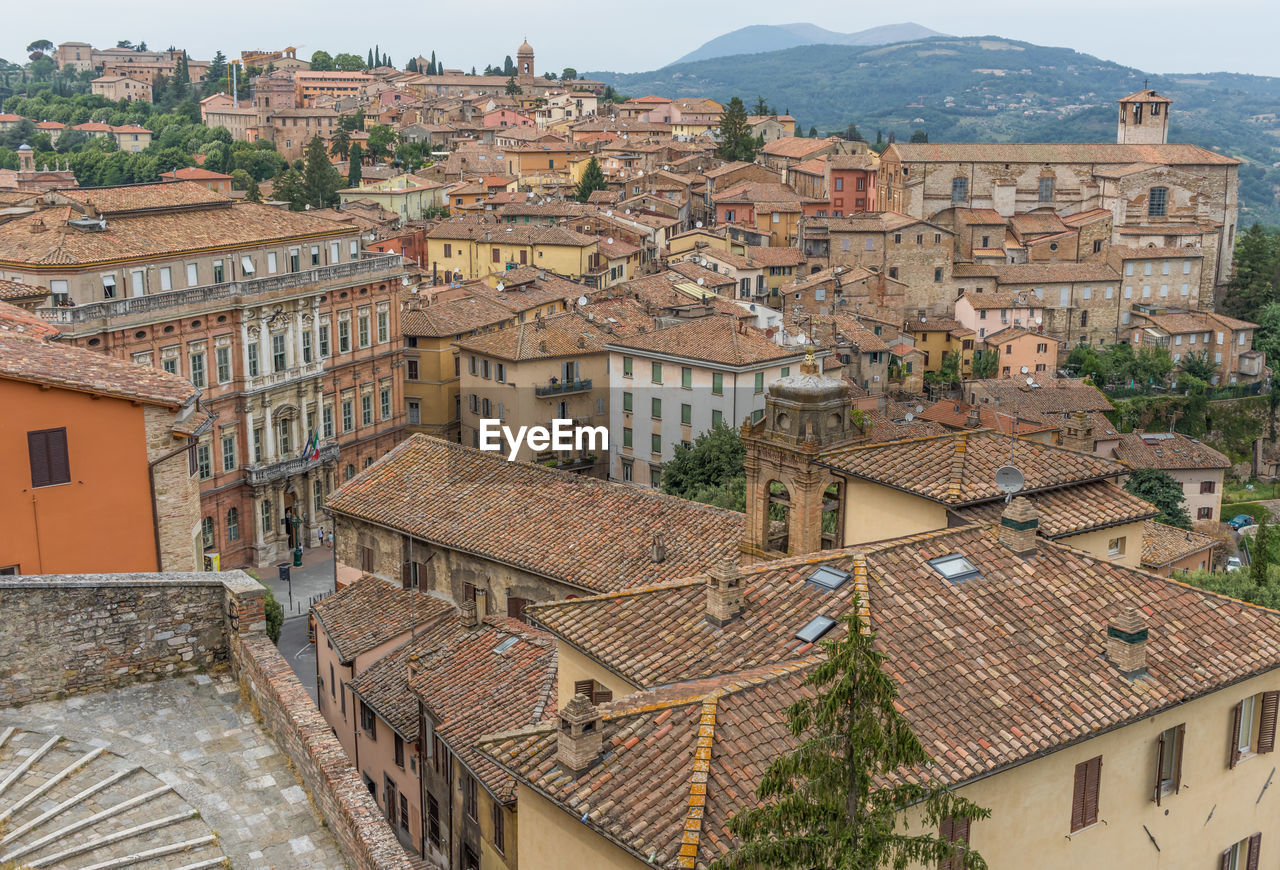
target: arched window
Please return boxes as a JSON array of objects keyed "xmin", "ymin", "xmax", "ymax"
[
  {"xmin": 201, "ymin": 516, "xmax": 215, "ymax": 549},
  {"xmin": 767, "ymin": 480, "xmax": 791, "ymax": 554},
  {"xmin": 1148, "ymin": 187, "xmax": 1168, "ymax": 218},
  {"xmin": 821, "ymin": 481, "xmax": 843, "ymax": 549},
  {"xmin": 226, "ymin": 507, "xmax": 240, "ymax": 542}
]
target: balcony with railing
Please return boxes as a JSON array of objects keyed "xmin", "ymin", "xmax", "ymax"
[
  {"xmin": 533, "ymin": 378, "xmax": 593, "ymax": 397},
  {"xmin": 36, "ymin": 254, "xmax": 404, "ymax": 332},
  {"xmin": 244, "ymin": 442, "xmax": 340, "ymax": 487},
  {"xmin": 244, "ymin": 360, "xmax": 326, "ymax": 394}
]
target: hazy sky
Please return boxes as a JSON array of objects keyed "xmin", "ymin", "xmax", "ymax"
[{"xmin": 5, "ymin": 0, "xmax": 1278, "ymax": 77}]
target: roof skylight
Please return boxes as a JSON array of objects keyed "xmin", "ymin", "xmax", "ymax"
[
  {"xmin": 807, "ymin": 566, "xmax": 851, "ymax": 591},
  {"xmin": 929, "ymin": 553, "xmax": 981, "ymax": 583},
  {"xmin": 796, "ymin": 615, "xmax": 838, "ymax": 644},
  {"xmin": 493, "ymin": 636, "xmax": 519, "ymax": 654}
]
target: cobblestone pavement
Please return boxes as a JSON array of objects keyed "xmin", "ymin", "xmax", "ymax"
[
  {"xmin": 260, "ymin": 547, "xmax": 336, "ymax": 620},
  {"xmin": 0, "ymin": 674, "xmax": 350, "ymax": 869}
]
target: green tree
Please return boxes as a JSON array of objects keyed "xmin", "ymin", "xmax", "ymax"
[
  {"xmin": 1124, "ymin": 468, "xmax": 1192, "ymax": 530},
  {"xmin": 367, "ymin": 48, "xmax": 374, "ymax": 69},
  {"xmin": 244, "ymin": 176, "xmax": 262, "ymax": 202},
  {"xmin": 301, "ymin": 134, "xmax": 343, "ymax": 208},
  {"xmin": 430, "ymin": 50, "xmax": 438, "ymax": 74},
  {"xmin": 909, "ymin": 129, "xmax": 928, "ymax": 143},
  {"xmin": 365, "ymin": 124, "xmax": 398, "ymax": 162},
  {"xmin": 924, "ymin": 350, "xmax": 961, "ymax": 389},
  {"xmin": 406, "ymin": 56, "xmax": 418, "ymax": 73},
  {"xmin": 575, "ymin": 156, "xmax": 606, "ymax": 203},
  {"xmin": 660, "ymin": 423, "xmax": 746, "ymax": 509},
  {"xmin": 971, "ymin": 348, "xmax": 999, "ymax": 379},
  {"xmin": 309, "ymin": 50, "xmax": 334, "ymax": 71},
  {"xmin": 1223, "ymin": 224, "xmax": 1279, "ymax": 319},
  {"xmin": 1134, "ymin": 345, "xmax": 1174, "ymax": 386},
  {"xmin": 561, "ymin": 67, "xmax": 577, "ymax": 81},
  {"xmin": 1180, "ymin": 350, "xmax": 1217, "ymax": 381},
  {"xmin": 1251, "ymin": 516, "xmax": 1271, "ymax": 584},
  {"xmin": 26, "ymin": 40, "xmax": 54, "ymax": 56},
  {"xmin": 714, "ymin": 604, "xmax": 989, "ymax": 870},
  {"xmin": 273, "ymin": 167, "xmax": 305, "ymax": 210},
  {"xmin": 329, "ymin": 125, "xmax": 351, "ymax": 160},
  {"xmin": 716, "ymin": 96, "xmax": 756, "ymax": 162},
  {"xmin": 230, "ymin": 168, "xmax": 253, "ymax": 191},
  {"xmin": 263, "ymin": 585, "xmax": 284, "ymax": 644},
  {"xmin": 808, "ymin": 126, "xmax": 818, "ymax": 137},
  {"xmin": 347, "ymin": 142, "xmax": 363, "ymax": 187},
  {"xmin": 203, "ymin": 50, "xmax": 226, "ymax": 97},
  {"xmin": 752, "ymin": 95, "xmax": 771, "ymax": 116},
  {"xmin": 333, "ymin": 52, "xmax": 366, "ymax": 71},
  {"xmin": 505, "ymin": 75, "xmax": 523, "ymax": 95},
  {"xmin": 1066, "ymin": 342, "xmax": 1106, "ymax": 383},
  {"xmin": 503, "ymin": 55, "xmax": 515, "ymax": 75}
]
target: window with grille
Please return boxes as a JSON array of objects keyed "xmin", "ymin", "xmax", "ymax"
[
  {"xmin": 1148, "ymin": 187, "xmax": 1168, "ymax": 217},
  {"xmin": 226, "ymin": 507, "xmax": 239, "ymax": 542},
  {"xmin": 951, "ymin": 177, "xmax": 968, "ymax": 203}
]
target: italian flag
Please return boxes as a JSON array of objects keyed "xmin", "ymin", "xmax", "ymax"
[{"xmin": 302, "ymin": 430, "xmax": 321, "ymax": 460}]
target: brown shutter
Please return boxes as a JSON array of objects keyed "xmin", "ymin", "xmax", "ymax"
[
  {"xmin": 593, "ymin": 686, "xmax": 613, "ymax": 704},
  {"xmin": 1154, "ymin": 731, "xmax": 1166, "ymax": 806},
  {"xmin": 1173, "ymin": 724, "xmax": 1185, "ymax": 794},
  {"xmin": 1248, "ymin": 833, "xmax": 1262, "ymax": 870},
  {"xmin": 1259, "ymin": 692, "xmax": 1279, "ymax": 754},
  {"xmin": 1071, "ymin": 760, "xmax": 1088, "ymax": 831},
  {"xmin": 938, "ymin": 819, "xmax": 954, "ymax": 870},
  {"xmin": 28, "ymin": 430, "xmax": 50, "ymax": 488},
  {"xmin": 1084, "ymin": 756, "xmax": 1101, "ymax": 826},
  {"xmin": 1231, "ymin": 701, "xmax": 1244, "ymax": 768},
  {"xmin": 46, "ymin": 428, "xmax": 69, "ymax": 484},
  {"xmin": 573, "ymin": 679, "xmax": 593, "ymax": 699},
  {"xmin": 400, "ymin": 561, "xmax": 412, "ymax": 589},
  {"xmin": 1222, "ymin": 850, "xmax": 1234, "ymax": 870}
]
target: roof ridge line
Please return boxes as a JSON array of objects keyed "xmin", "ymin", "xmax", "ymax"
[{"xmin": 677, "ymin": 693, "xmax": 720, "ymax": 869}]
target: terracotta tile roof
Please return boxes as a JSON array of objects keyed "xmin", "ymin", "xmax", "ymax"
[
  {"xmin": 0, "ymin": 299, "xmax": 60, "ymax": 339},
  {"xmin": 712, "ymin": 181, "xmax": 807, "ymax": 205},
  {"xmin": 0, "ymin": 277, "xmax": 49, "ymax": 302},
  {"xmin": 470, "ymin": 268, "xmax": 587, "ymax": 310},
  {"xmin": 818, "ymin": 430, "xmax": 1126, "ymax": 506},
  {"xmin": 408, "ymin": 617, "xmax": 557, "ymax": 802},
  {"xmin": 827, "ymin": 153, "xmax": 877, "ymax": 171},
  {"xmin": 311, "ymin": 576, "xmax": 454, "ymax": 664},
  {"xmin": 804, "ymin": 212, "xmax": 934, "ymax": 233},
  {"xmin": 919, "ymin": 399, "xmax": 1054, "ymax": 436},
  {"xmin": 759, "ymin": 136, "xmax": 842, "ymax": 159},
  {"xmin": 959, "ymin": 289, "xmax": 1042, "ymax": 310},
  {"xmin": 426, "ymin": 218, "xmax": 597, "ymax": 248},
  {"xmin": 951, "ymin": 480, "xmax": 1157, "ymax": 538},
  {"xmin": 668, "ymin": 260, "xmax": 736, "ymax": 288},
  {"xmin": 164, "ymin": 167, "xmax": 232, "ymax": 181},
  {"xmin": 327, "ymin": 436, "xmax": 745, "ymax": 595},
  {"xmin": 889, "ymin": 142, "xmax": 1240, "ymax": 166},
  {"xmin": 455, "ymin": 302, "xmax": 652, "ymax": 361},
  {"xmin": 1113, "ymin": 431, "xmax": 1230, "ymax": 471},
  {"xmin": 1134, "ymin": 309, "xmax": 1256, "ymax": 335},
  {"xmin": 0, "ymin": 199, "xmax": 349, "ymax": 267},
  {"xmin": 1008, "ymin": 212, "xmax": 1068, "ymax": 236},
  {"xmin": 746, "ymin": 245, "xmax": 805, "ymax": 267},
  {"xmin": 402, "ymin": 295, "xmax": 514, "ymax": 338},
  {"xmin": 605, "ymin": 315, "xmax": 805, "ymax": 368},
  {"xmin": 698, "ymin": 248, "xmax": 754, "ymax": 270},
  {"xmin": 486, "ymin": 523, "xmax": 1280, "ymax": 867},
  {"xmin": 57, "ymin": 181, "xmax": 230, "ymax": 215},
  {"xmin": 0, "ymin": 322, "xmax": 196, "ymax": 407},
  {"xmin": 1141, "ymin": 520, "xmax": 1218, "ymax": 568},
  {"xmin": 954, "ymin": 207, "xmax": 1006, "ymax": 224},
  {"xmin": 951, "ymin": 262, "xmax": 1120, "ymax": 283},
  {"xmin": 967, "ymin": 376, "xmax": 1114, "ymax": 413}
]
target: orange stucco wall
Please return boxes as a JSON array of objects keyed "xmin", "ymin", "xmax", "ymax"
[{"xmin": 0, "ymin": 379, "xmax": 158, "ymax": 573}]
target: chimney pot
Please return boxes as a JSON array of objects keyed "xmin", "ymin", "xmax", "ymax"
[
  {"xmin": 705, "ymin": 564, "xmax": 745, "ymax": 626},
  {"xmin": 556, "ymin": 693, "xmax": 603, "ymax": 775},
  {"xmin": 1106, "ymin": 606, "xmax": 1148, "ymax": 677},
  {"xmin": 999, "ymin": 496, "xmax": 1039, "ymax": 557}
]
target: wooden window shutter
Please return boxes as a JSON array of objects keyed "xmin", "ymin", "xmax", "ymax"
[
  {"xmin": 1173, "ymin": 723, "xmax": 1185, "ymax": 793},
  {"xmin": 1083, "ymin": 756, "xmax": 1101, "ymax": 827},
  {"xmin": 938, "ymin": 818, "xmax": 954, "ymax": 870},
  {"xmin": 400, "ymin": 560, "xmax": 412, "ymax": 590},
  {"xmin": 1153, "ymin": 732, "xmax": 1166, "ymax": 806},
  {"xmin": 28, "ymin": 430, "xmax": 51, "ymax": 488},
  {"xmin": 573, "ymin": 679, "xmax": 594, "ymax": 699},
  {"xmin": 1231, "ymin": 701, "xmax": 1244, "ymax": 768},
  {"xmin": 46, "ymin": 428, "xmax": 69, "ymax": 484},
  {"xmin": 1222, "ymin": 849, "xmax": 1234, "ymax": 870},
  {"xmin": 593, "ymin": 686, "xmax": 613, "ymax": 704},
  {"xmin": 1071, "ymin": 760, "xmax": 1088, "ymax": 831},
  {"xmin": 1259, "ymin": 693, "xmax": 1279, "ymax": 754},
  {"xmin": 1247, "ymin": 833, "xmax": 1262, "ymax": 870}
]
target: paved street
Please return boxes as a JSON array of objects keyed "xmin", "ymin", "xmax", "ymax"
[
  {"xmin": 281, "ymin": 615, "xmax": 318, "ymax": 703},
  {"xmin": 252, "ymin": 545, "xmax": 333, "ymax": 704}
]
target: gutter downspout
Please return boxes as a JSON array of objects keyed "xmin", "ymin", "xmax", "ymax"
[{"xmin": 147, "ymin": 406, "xmax": 215, "ymax": 571}]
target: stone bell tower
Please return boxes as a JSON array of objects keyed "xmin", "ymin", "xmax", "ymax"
[
  {"xmin": 517, "ymin": 38, "xmax": 535, "ymax": 79},
  {"xmin": 1117, "ymin": 88, "xmax": 1171, "ymax": 145},
  {"xmin": 741, "ymin": 347, "xmax": 858, "ymax": 563}
]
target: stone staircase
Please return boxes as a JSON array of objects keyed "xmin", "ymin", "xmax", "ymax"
[{"xmin": 0, "ymin": 727, "xmax": 228, "ymax": 869}]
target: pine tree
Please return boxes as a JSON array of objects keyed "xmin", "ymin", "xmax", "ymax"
[
  {"xmin": 274, "ymin": 168, "xmax": 305, "ymax": 211},
  {"xmin": 203, "ymin": 50, "xmax": 225, "ymax": 97},
  {"xmin": 808, "ymin": 126, "xmax": 818, "ymax": 138},
  {"xmin": 505, "ymin": 76, "xmax": 522, "ymax": 96},
  {"xmin": 575, "ymin": 156, "xmax": 606, "ymax": 203},
  {"xmin": 245, "ymin": 177, "xmax": 262, "ymax": 202},
  {"xmin": 347, "ymin": 143, "xmax": 363, "ymax": 187},
  {"xmin": 752, "ymin": 95, "xmax": 770, "ymax": 116},
  {"xmin": 329, "ymin": 126, "xmax": 351, "ymax": 160},
  {"xmin": 430, "ymin": 50, "xmax": 438, "ymax": 75},
  {"xmin": 1251, "ymin": 516, "xmax": 1270, "ymax": 584},
  {"xmin": 503, "ymin": 55, "xmax": 515, "ymax": 75},
  {"xmin": 301, "ymin": 134, "xmax": 343, "ymax": 209},
  {"xmin": 713, "ymin": 605, "xmax": 989, "ymax": 870},
  {"xmin": 716, "ymin": 96, "xmax": 756, "ymax": 163},
  {"xmin": 367, "ymin": 49, "xmax": 374, "ymax": 69}
]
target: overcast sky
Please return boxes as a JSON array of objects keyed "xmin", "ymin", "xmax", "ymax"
[{"xmin": 5, "ymin": 0, "xmax": 1277, "ymax": 78}]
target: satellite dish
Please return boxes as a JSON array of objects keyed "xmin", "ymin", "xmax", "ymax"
[
  {"xmin": 697, "ymin": 277, "xmax": 705, "ymax": 286},
  {"xmin": 496, "ymin": 281, "xmax": 505, "ymax": 292},
  {"xmin": 1034, "ymin": 315, "xmax": 1043, "ymax": 325},
  {"xmin": 695, "ymin": 220, "xmax": 703, "ymax": 228},
  {"xmin": 1026, "ymin": 376, "xmax": 1035, "ymax": 386},
  {"xmin": 606, "ymin": 237, "xmax": 614, "ymax": 245},
  {"xmin": 577, "ymin": 295, "xmax": 588, "ymax": 306},
  {"xmin": 995, "ymin": 465, "xmax": 1025, "ymax": 496},
  {"xmin": 904, "ymin": 412, "xmax": 914, "ymax": 422},
  {"xmin": 1020, "ymin": 366, "xmax": 1029, "ymax": 374},
  {"xmin": 915, "ymin": 405, "xmax": 924, "ymax": 414}
]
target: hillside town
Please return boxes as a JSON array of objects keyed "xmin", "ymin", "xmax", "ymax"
[{"xmin": 3, "ymin": 29, "xmax": 1280, "ymax": 870}]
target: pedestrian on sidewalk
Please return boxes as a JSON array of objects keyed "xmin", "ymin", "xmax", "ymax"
[{"xmin": 327, "ymin": 530, "xmax": 334, "ymax": 549}]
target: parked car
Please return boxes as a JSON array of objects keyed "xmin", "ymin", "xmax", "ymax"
[
  {"xmin": 1228, "ymin": 514, "xmax": 1257, "ymax": 531},
  {"xmin": 1226, "ymin": 556, "xmax": 1244, "ymax": 572}
]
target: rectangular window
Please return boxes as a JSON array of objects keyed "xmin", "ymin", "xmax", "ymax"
[
  {"xmin": 212, "ymin": 260, "xmax": 224, "ymax": 283},
  {"xmin": 463, "ymin": 772, "xmax": 478, "ymax": 821},
  {"xmin": 221, "ymin": 435, "xmax": 236, "ymax": 472},
  {"xmin": 1223, "ymin": 834, "xmax": 1262, "ymax": 870},
  {"xmin": 681, "ymin": 366, "xmax": 692, "ymax": 389},
  {"xmin": 681, "ymin": 403, "xmax": 692, "ymax": 425},
  {"xmin": 1149, "ymin": 187, "xmax": 1168, "ymax": 218},
  {"xmin": 380, "ymin": 386, "xmax": 391, "ymax": 420},
  {"xmin": 622, "ymin": 391, "xmax": 633, "ymax": 412},
  {"xmin": 319, "ymin": 324, "xmax": 331, "ymax": 358},
  {"xmin": 492, "ymin": 802, "xmax": 506, "ymax": 853},
  {"xmin": 196, "ymin": 444, "xmax": 211, "ymax": 480},
  {"xmin": 267, "ymin": 252, "xmax": 278, "ymax": 274},
  {"xmin": 358, "ymin": 311, "xmax": 370, "ymax": 348},
  {"xmin": 289, "ymin": 248, "xmax": 300, "ymax": 272},
  {"xmin": 272, "ymin": 334, "xmax": 287, "ymax": 372},
  {"xmin": 651, "ymin": 397, "xmax": 662, "ymax": 419},
  {"xmin": 247, "ymin": 343, "xmax": 260, "ymax": 378},
  {"xmin": 186, "ymin": 263, "xmax": 198, "ymax": 286},
  {"xmin": 342, "ymin": 398, "xmax": 354, "ymax": 432},
  {"xmin": 1038, "ymin": 176, "xmax": 1054, "ymax": 201},
  {"xmin": 189, "ymin": 351, "xmax": 206, "ymax": 387},
  {"xmin": 360, "ymin": 701, "xmax": 377, "ymax": 738},
  {"xmin": 711, "ymin": 409, "xmax": 723, "ymax": 427},
  {"xmin": 28, "ymin": 428, "xmax": 70, "ymax": 488},
  {"xmin": 323, "ymin": 405, "xmax": 334, "ymax": 439},
  {"xmin": 377, "ymin": 309, "xmax": 389, "ymax": 344},
  {"xmin": 407, "ymin": 360, "xmax": 419, "ymax": 380},
  {"xmin": 311, "ymin": 245, "xmax": 321, "ymax": 266},
  {"xmin": 712, "ymin": 372, "xmax": 723, "ymax": 396},
  {"xmin": 350, "ymin": 240, "xmax": 359, "ymax": 259},
  {"xmin": 938, "ymin": 817, "xmax": 972, "ymax": 870},
  {"xmin": 754, "ymin": 371, "xmax": 764, "ymax": 394},
  {"xmin": 623, "ymin": 427, "xmax": 633, "ymax": 449},
  {"xmin": 339, "ymin": 318, "xmax": 351, "ymax": 353},
  {"xmin": 951, "ymin": 177, "xmax": 968, "ymax": 203},
  {"xmin": 651, "ymin": 362, "xmax": 662, "ymax": 384},
  {"xmin": 216, "ymin": 346, "xmax": 231, "ymax": 383},
  {"xmin": 623, "ymin": 356, "xmax": 633, "ymax": 377},
  {"xmin": 253, "ymin": 427, "xmax": 263, "ymax": 463},
  {"xmin": 394, "ymin": 734, "xmax": 405, "ymax": 768},
  {"xmin": 1070, "ymin": 755, "xmax": 1102, "ymax": 832},
  {"xmin": 362, "ymin": 393, "xmax": 373, "ymax": 426},
  {"xmin": 158, "ymin": 266, "xmax": 172, "ymax": 291},
  {"xmin": 428, "ymin": 794, "xmax": 441, "ymax": 849},
  {"xmin": 1232, "ymin": 692, "xmax": 1279, "ymax": 766},
  {"xmin": 651, "ymin": 432, "xmax": 661, "ymax": 455}
]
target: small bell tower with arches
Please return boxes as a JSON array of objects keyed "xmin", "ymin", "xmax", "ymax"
[{"xmin": 1117, "ymin": 87, "xmax": 1171, "ymax": 145}]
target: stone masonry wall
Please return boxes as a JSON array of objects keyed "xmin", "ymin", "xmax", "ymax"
[
  {"xmin": 0, "ymin": 571, "xmax": 424, "ymax": 870},
  {"xmin": 145, "ymin": 404, "xmax": 203, "ymax": 572},
  {"xmin": 0, "ymin": 574, "xmax": 228, "ymax": 707}
]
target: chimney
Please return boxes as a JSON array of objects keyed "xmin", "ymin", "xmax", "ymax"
[
  {"xmin": 650, "ymin": 532, "xmax": 665, "ymax": 564},
  {"xmin": 461, "ymin": 590, "xmax": 484, "ymax": 628},
  {"xmin": 1106, "ymin": 607, "xmax": 1148, "ymax": 677},
  {"xmin": 1060, "ymin": 411, "xmax": 1093, "ymax": 453},
  {"xmin": 999, "ymin": 496, "xmax": 1039, "ymax": 557},
  {"xmin": 705, "ymin": 564, "xmax": 745, "ymax": 626},
  {"xmin": 555, "ymin": 693, "xmax": 603, "ymax": 775},
  {"xmin": 966, "ymin": 406, "xmax": 981, "ymax": 429}
]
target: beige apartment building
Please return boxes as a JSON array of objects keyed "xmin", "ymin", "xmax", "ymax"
[
  {"xmin": 1113, "ymin": 431, "xmax": 1231, "ymax": 523},
  {"xmin": 0, "ymin": 181, "xmax": 407, "ymax": 567}
]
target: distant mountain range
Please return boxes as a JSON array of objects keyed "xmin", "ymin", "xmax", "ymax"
[
  {"xmin": 590, "ymin": 36, "xmax": 1280, "ymax": 226},
  {"xmin": 669, "ymin": 22, "xmax": 946, "ymax": 65}
]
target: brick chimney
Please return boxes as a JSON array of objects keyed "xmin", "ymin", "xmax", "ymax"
[
  {"xmin": 555, "ymin": 693, "xmax": 603, "ymax": 775},
  {"xmin": 1061, "ymin": 411, "xmax": 1094, "ymax": 452},
  {"xmin": 460, "ymin": 591, "xmax": 484, "ymax": 629},
  {"xmin": 1106, "ymin": 607, "xmax": 1148, "ymax": 677},
  {"xmin": 999, "ymin": 496, "xmax": 1039, "ymax": 556},
  {"xmin": 966, "ymin": 406, "xmax": 981, "ymax": 428},
  {"xmin": 705, "ymin": 564, "xmax": 745, "ymax": 626}
]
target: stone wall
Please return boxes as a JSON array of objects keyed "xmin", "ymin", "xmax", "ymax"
[
  {"xmin": 0, "ymin": 571, "xmax": 425, "ymax": 870},
  {"xmin": 145, "ymin": 404, "xmax": 203, "ymax": 572},
  {"xmin": 0, "ymin": 574, "xmax": 229, "ymax": 707}
]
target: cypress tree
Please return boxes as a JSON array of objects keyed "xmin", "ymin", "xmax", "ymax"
[
  {"xmin": 347, "ymin": 143, "xmax": 363, "ymax": 188},
  {"xmin": 575, "ymin": 157, "xmax": 606, "ymax": 203}
]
